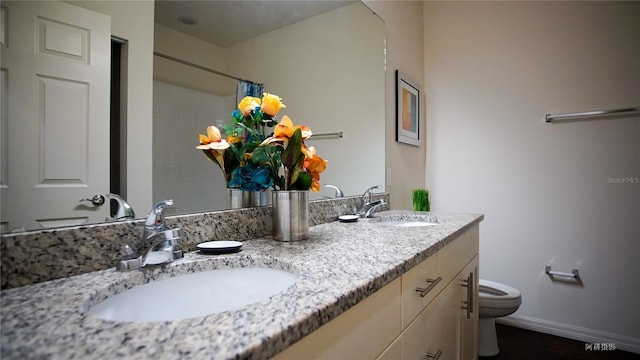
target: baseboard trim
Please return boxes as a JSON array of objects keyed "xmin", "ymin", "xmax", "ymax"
[{"xmin": 496, "ymin": 314, "xmax": 640, "ymax": 354}]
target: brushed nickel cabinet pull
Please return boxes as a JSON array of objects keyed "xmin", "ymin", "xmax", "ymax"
[
  {"xmin": 425, "ymin": 349, "xmax": 443, "ymax": 359},
  {"xmin": 415, "ymin": 276, "xmax": 442, "ymax": 298},
  {"xmin": 461, "ymin": 272, "xmax": 474, "ymax": 319}
]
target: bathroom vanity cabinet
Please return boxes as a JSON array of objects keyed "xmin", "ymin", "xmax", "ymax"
[{"xmin": 274, "ymin": 224, "xmax": 480, "ymax": 360}]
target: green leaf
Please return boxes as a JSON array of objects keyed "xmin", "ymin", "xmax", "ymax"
[
  {"xmin": 289, "ymin": 166, "xmax": 300, "ymax": 186},
  {"xmin": 222, "ymin": 123, "xmax": 235, "ymax": 135},
  {"xmin": 202, "ymin": 149, "xmax": 220, "ymax": 166},
  {"xmin": 281, "ymin": 129, "xmax": 305, "ymax": 188},
  {"xmin": 282, "ymin": 129, "xmax": 303, "ymax": 167},
  {"xmin": 291, "ymin": 171, "xmax": 312, "ymax": 190},
  {"xmin": 251, "ymin": 146, "xmax": 270, "ymax": 163}
]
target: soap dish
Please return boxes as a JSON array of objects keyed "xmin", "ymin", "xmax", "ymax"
[
  {"xmin": 338, "ymin": 214, "xmax": 359, "ymax": 223},
  {"xmin": 197, "ymin": 241, "xmax": 243, "ymax": 254}
]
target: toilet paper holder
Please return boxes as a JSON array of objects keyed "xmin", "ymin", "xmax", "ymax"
[{"xmin": 545, "ymin": 266, "xmax": 579, "ymax": 279}]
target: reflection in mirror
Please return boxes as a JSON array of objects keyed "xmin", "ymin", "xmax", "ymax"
[
  {"xmin": 0, "ymin": 0, "xmax": 385, "ymax": 232},
  {"xmin": 152, "ymin": 1, "xmax": 385, "ymax": 215}
]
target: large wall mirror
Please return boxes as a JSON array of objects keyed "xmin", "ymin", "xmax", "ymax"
[
  {"xmin": 0, "ymin": 0, "xmax": 385, "ymax": 232},
  {"xmin": 152, "ymin": 1, "xmax": 386, "ymax": 215}
]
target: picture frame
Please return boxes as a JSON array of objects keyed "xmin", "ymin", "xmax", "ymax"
[{"xmin": 395, "ymin": 70, "xmax": 421, "ymax": 146}]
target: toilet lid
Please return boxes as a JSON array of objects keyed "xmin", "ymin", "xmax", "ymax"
[{"xmin": 479, "ymin": 279, "xmax": 521, "ymax": 301}]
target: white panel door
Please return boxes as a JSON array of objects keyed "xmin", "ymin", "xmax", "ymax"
[{"xmin": 1, "ymin": 1, "xmax": 111, "ymax": 231}]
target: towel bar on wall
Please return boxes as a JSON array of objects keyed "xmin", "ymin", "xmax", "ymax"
[
  {"xmin": 545, "ymin": 106, "xmax": 640, "ymax": 123},
  {"xmin": 544, "ymin": 106, "xmax": 640, "ymax": 122},
  {"xmin": 545, "ymin": 265, "xmax": 579, "ymax": 279},
  {"xmin": 311, "ymin": 131, "xmax": 343, "ymax": 139}
]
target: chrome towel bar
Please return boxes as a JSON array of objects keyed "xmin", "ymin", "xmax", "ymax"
[
  {"xmin": 545, "ymin": 107, "xmax": 640, "ymax": 123},
  {"xmin": 311, "ymin": 131, "xmax": 343, "ymax": 139},
  {"xmin": 545, "ymin": 266, "xmax": 579, "ymax": 279}
]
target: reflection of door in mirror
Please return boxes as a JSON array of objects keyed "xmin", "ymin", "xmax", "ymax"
[{"xmin": 0, "ymin": 1, "xmax": 111, "ymax": 232}]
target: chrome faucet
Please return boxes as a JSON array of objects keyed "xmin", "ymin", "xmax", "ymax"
[
  {"xmin": 324, "ymin": 184, "xmax": 344, "ymax": 198},
  {"xmin": 118, "ymin": 199, "xmax": 183, "ymax": 271},
  {"xmin": 357, "ymin": 185, "xmax": 385, "ymax": 217},
  {"xmin": 364, "ymin": 199, "xmax": 387, "ymax": 218},
  {"xmin": 142, "ymin": 199, "xmax": 174, "ymax": 241},
  {"xmin": 362, "ymin": 185, "xmax": 381, "ymax": 204},
  {"xmin": 105, "ymin": 193, "xmax": 135, "ymax": 220}
]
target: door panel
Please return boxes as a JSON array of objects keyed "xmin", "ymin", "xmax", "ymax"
[{"xmin": 1, "ymin": 1, "xmax": 111, "ymax": 231}]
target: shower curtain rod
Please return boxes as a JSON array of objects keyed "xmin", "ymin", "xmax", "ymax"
[
  {"xmin": 153, "ymin": 51, "xmax": 263, "ymax": 86},
  {"xmin": 545, "ymin": 106, "xmax": 640, "ymax": 123}
]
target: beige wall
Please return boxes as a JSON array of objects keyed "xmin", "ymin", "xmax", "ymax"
[
  {"xmin": 424, "ymin": 1, "xmax": 639, "ymax": 351},
  {"xmin": 364, "ymin": 1, "xmax": 426, "ymax": 210}
]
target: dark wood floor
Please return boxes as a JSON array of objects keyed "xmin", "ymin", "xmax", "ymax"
[{"xmin": 479, "ymin": 324, "xmax": 639, "ymax": 360}]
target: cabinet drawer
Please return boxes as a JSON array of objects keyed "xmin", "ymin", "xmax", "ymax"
[
  {"xmin": 402, "ymin": 253, "xmax": 440, "ymax": 328},
  {"xmin": 273, "ymin": 277, "xmax": 402, "ymax": 360},
  {"xmin": 459, "ymin": 255, "xmax": 479, "ymax": 360},
  {"xmin": 402, "ymin": 277, "xmax": 461, "ymax": 360}
]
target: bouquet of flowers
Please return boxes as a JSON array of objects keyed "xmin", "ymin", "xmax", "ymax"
[{"xmin": 197, "ymin": 93, "xmax": 327, "ymax": 192}]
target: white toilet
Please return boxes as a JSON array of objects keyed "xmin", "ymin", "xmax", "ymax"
[{"xmin": 478, "ymin": 279, "xmax": 522, "ymax": 357}]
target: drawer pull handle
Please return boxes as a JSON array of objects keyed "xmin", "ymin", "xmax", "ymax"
[
  {"xmin": 415, "ymin": 276, "xmax": 442, "ymax": 298},
  {"xmin": 425, "ymin": 349, "xmax": 443, "ymax": 359},
  {"xmin": 461, "ymin": 271, "xmax": 474, "ymax": 319}
]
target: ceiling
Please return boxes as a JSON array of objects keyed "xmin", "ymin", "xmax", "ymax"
[{"xmin": 154, "ymin": 0, "xmax": 355, "ymax": 48}]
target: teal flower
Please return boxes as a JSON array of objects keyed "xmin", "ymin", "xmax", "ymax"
[{"xmin": 229, "ymin": 164, "xmax": 273, "ymax": 191}]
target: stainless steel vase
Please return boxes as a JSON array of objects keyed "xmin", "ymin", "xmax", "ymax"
[
  {"xmin": 227, "ymin": 188, "xmax": 271, "ymax": 209},
  {"xmin": 272, "ymin": 190, "xmax": 309, "ymax": 241}
]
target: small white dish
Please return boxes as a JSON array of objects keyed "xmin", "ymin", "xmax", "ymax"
[
  {"xmin": 338, "ymin": 214, "xmax": 359, "ymax": 223},
  {"xmin": 197, "ymin": 240, "xmax": 243, "ymax": 254}
]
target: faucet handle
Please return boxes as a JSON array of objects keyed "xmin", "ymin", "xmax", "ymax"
[
  {"xmin": 363, "ymin": 185, "xmax": 381, "ymax": 203},
  {"xmin": 145, "ymin": 199, "xmax": 174, "ymax": 229}
]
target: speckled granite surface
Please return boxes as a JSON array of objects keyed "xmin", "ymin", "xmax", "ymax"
[
  {"xmin": 1, "ymin": 195, "xmax": 387, "ymax": 289},
  {"xmin": 0, "ymin": 210, "xmax": 482, "ymax": 360}
]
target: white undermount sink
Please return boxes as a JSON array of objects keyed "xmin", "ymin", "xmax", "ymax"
[{"xmin": 87, "ymin": 267, "xmax": 297, "ymax": 322}]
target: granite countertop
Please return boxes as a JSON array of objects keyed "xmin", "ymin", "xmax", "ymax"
[{"xmin": 0, "ymin": 211, "xmax": 483, "ymax": 360}]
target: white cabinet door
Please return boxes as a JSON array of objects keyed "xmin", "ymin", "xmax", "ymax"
[
  {"xmin": 459, "ymin": 255, "xmax": 479, "ymax": 360},
  {"xmin": 1, "ymin": 1, "xmax": 111, "ymax": 231}
]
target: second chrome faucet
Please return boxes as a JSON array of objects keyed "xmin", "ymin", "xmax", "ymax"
[
  {"xmin": 357, "ymin": 185, "xmax": 387, "ymax": 218},
  {"xmin": 118, "ymin": 199, "xmax": 183, "ymax": 271}
]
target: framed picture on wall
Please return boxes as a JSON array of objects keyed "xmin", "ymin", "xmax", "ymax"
[{"xmin": 395, "ymin": 70, "xmax": 421, "ymax": 146}]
